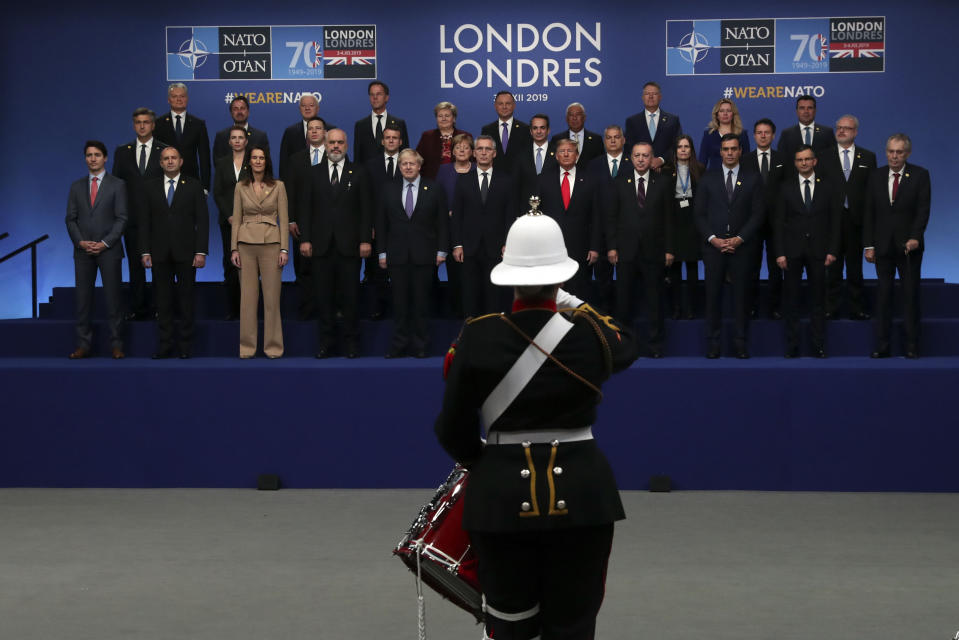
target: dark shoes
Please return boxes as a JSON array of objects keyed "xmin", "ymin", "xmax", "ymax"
[
  {"xmin": 111, "ymin": 347, "xmax": 125, "ymax": 360},
  {"xmin": 68, "ymin": 347, "xmax": 91, "ymax": 359}
]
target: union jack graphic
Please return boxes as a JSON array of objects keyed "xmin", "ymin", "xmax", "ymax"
[
  {"xmin": 310, "ymin": 41, "xmax": 322, "ymax": 68},
  {"xmin": 812, "ymin": 34, "xmax": 828, "ymax": 61},
  {"xmin": 324, "ymin": 49, "xmax": 375, "ymax": 65}
]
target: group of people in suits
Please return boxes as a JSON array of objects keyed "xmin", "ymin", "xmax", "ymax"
[{"xmin": 66, "ymin": 81, "xmax": 931, "ymax": 360}]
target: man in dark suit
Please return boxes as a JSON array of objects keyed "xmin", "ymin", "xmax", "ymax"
[
  {"xmin": 278, "ymin": 93, "xmax": 320, "ymax": 184},
  {"xmin": 777, "ymin": 95, "xmax": 836, "ymax": 166},
  {"xmin": 66, "ymin": 141, "xmax": 128, "ymax": 359},
  {"xmin": 695, "ymin": 133, "xmax": 765, "ymax": 358},
  {"xmin": 515, "ymin": 113, "xmax": 557, "ymax": 199},
  {"xmin": 551, "ymin": 103, "xmax": 603, "ymax": 169},
  {"xmin": 212, "ymin": 95, "xmax": 270, "ymax": 161},
  {"xmin": 154, "ymin": 82, "xmax": 211, "ymax": 192},
  {"xmin": 363, "ymin": 123, "xmax": 405, "ymax": 319},
  {"xmin": 587, "ymin": 125, "xmax": 629, "ymax": 310},
  {"xmin": 140, "ymin": 147, "xmax": 209, "ymax": 359},
  {"xmin": 864, "ymin": 134, "xmax": 931, "ymax": 359},
  {"xmin": 481, "ymin": 91, "xmax": 531, "ymax": 173},
  {"xmin": 451, "ymin": 134, "xmax": 517, "ymax": 317},
  {"xmin": 281, "ymin": 116, "xmax": 327, "ymax": 320},
  {"xmin": 818, "ymin": 114, "xmax": 877, "ymax": 320},
  {"xmin": 298, "ymin": 129, "xmax": 373, "ymax": 358},
  {"xmin": 211, "ymin": 125, "xmax": 249, "ymax": 319},
  {"xmin": 112, "ymin": 107, "xmax": 167, "ymax": 320},
  {"xmin": 606, "ymin": 142, "xmax": 674, "ymax": 357},
  {"xmin": 774, "ymin": 145, "xmax": 841, "ymax": 358},
  {"xmin": 742, "ymin": 118, "xmax": 786, "ymax": 318},
  {"xmin": 353, "ymin": 81, "xmax": 409, "ymax": 165},
  {"xmin": 375, "ymin": 148, "xmax": 449, "ymax": 357},
  {"xmin": 534, "ymin": 139, "xmax": 602, "ymax": 301},
  {"xmin": 624, "ymin": 81, "xmax": 683, "ymax": 170}
]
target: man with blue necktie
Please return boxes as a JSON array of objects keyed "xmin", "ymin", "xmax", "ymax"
[
  {"xmin": 481, "ymin": 91, "xmax": 531, "ymax": 173},
  {"xmin": 624, "ymin": 82, "xmax": 683, "ymax": 171}
]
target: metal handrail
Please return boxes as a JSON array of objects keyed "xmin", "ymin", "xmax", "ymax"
[{"xmin": 0, "ymin": 234, "xmax": 50, "ymax": 318}]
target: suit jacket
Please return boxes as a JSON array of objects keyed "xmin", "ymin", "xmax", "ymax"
[
  {"xmin": 375, "ymin": 177, "xmax": 449, "ymax": 266},
  {"xmin": 451, "ymin": 168, "xmax": 518, "ymax": 259},
  {"xmin": 606, "ymin": 170, "xmax": 673, "ymax": 261},
  {"xmin": 212, "ymin": 155, "xmax": 249, "ymax": 225},
  {"xmin": 278, "ymin": 121, "xmax": 309, "ymax": 183},
  {"xmin": 551, "ymin": 129, "xmax": 604, "ymax": 169},
  {"xmin": 299, "ymin": 160, "xmax": 373, "ymax": 257},
  {"xmin": 624, "ymin": 110, "xmax": 683, "ymax": 160},
  {"xmin": 66, "ymin": 174, "xmax": 128, "ymax": 258},
  {"xmin": 817, "ymin": 145, "xmax": 878, "ymax": 225},
  {"xmin": 863, "ymin": 163, "xmax": 931, "ymax": 257},
  {"xmin": 140, "ymin": 174, "xmax": 209, "ymax": 262},
  {"xmin": 742, "ymin": 148, "xmax": 787, "ymax": 212},
  {"xmin": 112, "ymin": 139, "xmax": 168, "ymax": 227},
  {"xmin": 231, "ymin": 180, "xmax": 290, "ymax": 250},
  {"xmin": 415, "ymin": 127, "xmax": 470, "ymax": 180},
  {"xmin": 694, "ymin": 167, "xmax": 765, "ymax": 244},
  {"xmin": 480, "ymin": 119, "xmax": 532, "ymax": 173},
  {"xmin": 154, "ymin": 111, "xmax": 212, "ymax": 191},
  {"xmin": 777, "ymin": 123, "xmax": 836, "ymax": 165},
  {"xmin": 534, "ymin": 167, "xmax": 602, "ymax": 260},
  {"xmin": 774, "ymin": 175, "xmax": 842, "ymax": 259},
  {"xmin": 212, "ymin": 125, "xmax": 271, "ymax": 162},
  {"xmin": 353, "ymin": 112, "xmax": 409, "ymax": 164},
  {"xmin": 514, "ymin": 143, "xmax": 558, "ymax": 203},
  {"xmin": 281, "ymin": 147, "xmax": 324, "ymax": 225}
]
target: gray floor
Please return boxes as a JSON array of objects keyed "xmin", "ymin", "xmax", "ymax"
[{"xmin": 2, "ymin": 489, "xmax": 957, "ymax": 639}]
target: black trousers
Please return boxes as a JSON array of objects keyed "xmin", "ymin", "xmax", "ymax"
[
  {"xmin": 592, "ymin": 255, "xmax": 615, "ymax": 312},
  {"xmin": 470, "ymin": 524, "xmax": 614, "ymax": 640},
  {"xmin": 750, "ymin": 220, "xmax": 783, "ymax": 313},
  {"xmin": 461, "ymin": 251, "xmax": 506, "ymax": 318},
  {"xmin": 123, "ymin": 225, "xmax": 149, "ymax": 315},
  {"xmin": 826, "ymin": 210, "xmax": 866, "ymax": 315},
  {"xmin": 783, "ymin": 250, "xmax": 827, "ymax": 351},
  {"xmin": 616, "ymin": 257, "xmax": 665, "ymax": 349},
  {"xmin": 218, "ymin": 220, "xmax": 239, "ymax": 316},
  {"xmin": 666, "ymin": 260, "xmax": 699, "ymax": 316},
  {"xmin": 312, "ymin": 252, "xmax": 360, "ymax": 350},
  {"xmin": 874, "ymin": 250, "xmax": 922, "ymax": 351},
  {"xmin": 703, "ymin": 244, "xmax": 753, "ymax": 350},
  {"xmin": 389, "ymin": 263, "xmax": 433, "ymax": 353},
  {"xmin": 293, "ymin": 236, "xmax": 316, "ymax": 317},
  {"xmin": 152, "ymin": 259, "xmax": 196, "ymax": 353},
  {"xmin": 564, "ymin": 256, "xmax": 592, "ymax": 304},
  {"xmin": 74, "ymin": 251, "xmax": 124, "ymax": 350}
]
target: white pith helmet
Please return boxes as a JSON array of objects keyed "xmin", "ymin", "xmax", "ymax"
[{"xmin": 490, "ymin": 200, "xmax": 579, "ymax": 286}]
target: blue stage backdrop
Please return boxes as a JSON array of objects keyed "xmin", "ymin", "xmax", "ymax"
[{"xmin": 1, "ymin": 1, "xmax": 956, "ymax": 317}]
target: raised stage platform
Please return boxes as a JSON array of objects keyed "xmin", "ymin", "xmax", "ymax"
[{"xmin": 2, "ymin": 280, "xmax": 957, "ymax": 491}]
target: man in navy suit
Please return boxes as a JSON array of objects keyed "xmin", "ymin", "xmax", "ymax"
[
  {"xmin": 777, "ymin": 95, "xmax": 835, "ymax": 167},
  {"xmin": 742, "ymin": 118, "xmax": 786, "ymax": 318},
  {"xmin": 818, "ymin": 114, "xmax": 877, "ymax": 320},
  {"xmin": 515, "ymin": 113, "xmax": 557, "ymax": 200},
  {"xmin": 451, "ymin": 134, "xmax": 517, "ymax": 316},
  {"xmin": 363, "ymin": 123, "xmax": 405, "ymax": 319},
  {"xmin": 534, "ymin": 139, "xmax": 602, "ymax": 301},
  {"xmin": 154, "ymin": 82, "xmax": 211, "ymax": 192},
  {"xmin": 550, "ymin": 103, "xmax": 603, "ymax": 170},
  {"xmin": 278, "ymin": 94, "xmax": 320, "ymax": 185},
  {"xmin": 587, "ymin": 125, "xmax": 628, "ymax": 310},
  {"xmin": 212, "ymin": 95, "xmax": 270, "ymax": 161},
  {"xmin": 695, "ymin": 134, "xmax": 765, "ymax": 358},
  {"xmin": 774, "ymin": 145, "xmax": 841, "ymax": 358},
  {"xmin": 624, "ymin": 82, "xmax": 683, "ymax": 170},
  {"xmin": 864, "ymin": 134, "xmax": 931, "ymax": 359},
  {"xmin": 606, "ymin": 143, "xmax": 674, "ymax": 357},
  {"xmin": 481, "ymin": 91, "xmax": 531, "ymax": 173},
  {"xmin": 298, "ymin": 129, "xmax": 373, "ymax": 359},
  {"xmin": 140, "ymin": 147, "xmax": 209, "ymax": 359},
  {"xmin": 375, "ymin": 148, "xmax": 449, "ymax": 357},
  {"xmin": 66, "ymin": 141, "xmax": 128, "ymax": 359},
  {"xmin": 353, "ymin": 81, "xmax": 409, "ymax": 165},
  {"xmin": 112, "ymin": 107, "xmax": 167, "ymax": 320}
]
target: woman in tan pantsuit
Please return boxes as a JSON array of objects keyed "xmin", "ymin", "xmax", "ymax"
[{"xmin": 231, "ymin": 147, "xmax": 289, "ymax": 358}]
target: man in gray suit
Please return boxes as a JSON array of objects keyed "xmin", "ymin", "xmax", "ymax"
[{"xmin": 66, "ymin": 141, "xmax": 128, "ymax": 358}]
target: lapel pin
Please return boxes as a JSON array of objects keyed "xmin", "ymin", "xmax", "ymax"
[
  {"xmin": 905, "ymin": 173, "xmax": 910, "ymax": 178},
  {"xmin": 736, "ymin": 181, "xmax": 742, "ymax": 186},
  {"xmin": 180, "ymin": 180, "xmax": 186, "ymax": 185},
  {"xmin": 424, "ymin": 186, "xmax": 429, "ymax": 190},
  {"xmin": 627, "ymin": 178, "xmax": 633, "ymax": 183}
]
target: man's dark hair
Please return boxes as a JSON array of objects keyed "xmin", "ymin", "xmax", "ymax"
[
  {"xmin": 230, "ymin": 95, "xmax": 250, "ymax": 112},
  {"xmin": 796, "ymin": 95, "xmax": 816, "ymax": 108},
  {"xmin": 531, "ymin": 113, "xmax": 550, "ymax": 128},
  {"xmin": 368, "ymin": 81, "xmax": 389, "ymax": 95},
  {"xmin": 794, "ymin": 144, "xmax": 816, "ymax": 158},
  {"xmin": 753, "ymin": 118, "xmax": 776, "ymax": 134},
  {"xmin": 84, "ymin": 140, "xmax": 108, "ymax": 157}
]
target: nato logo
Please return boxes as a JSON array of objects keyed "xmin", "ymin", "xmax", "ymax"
[
  {"xmin": 667, "ymin": 21, "xmax": 720, "ymax": 75},
  {"xmin": 167, "ymin": 27, "xmax": 220, "ymax": 80},
  {"xmin": 177, "ymin": 36, "xmax": 210, "ymax": 71}
]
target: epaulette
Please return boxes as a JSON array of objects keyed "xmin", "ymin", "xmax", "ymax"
[{"xmin": 567, "ymin": 303, "xmax": 620, "ymax": 332}]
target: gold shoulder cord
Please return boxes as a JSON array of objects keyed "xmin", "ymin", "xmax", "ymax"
[{"xmin": 497, "ymin": 314, "xmax": 604, "ymax": 401}]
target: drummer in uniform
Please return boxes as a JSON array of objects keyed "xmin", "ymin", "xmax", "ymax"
[{"xmin": 434, "ymin": 200, "xmax": 639, "ymax": 640}]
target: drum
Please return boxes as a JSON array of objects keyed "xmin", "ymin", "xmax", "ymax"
[{"xmin": 394, "ymin": 465, "xmax": 482, "ymax": 622}]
